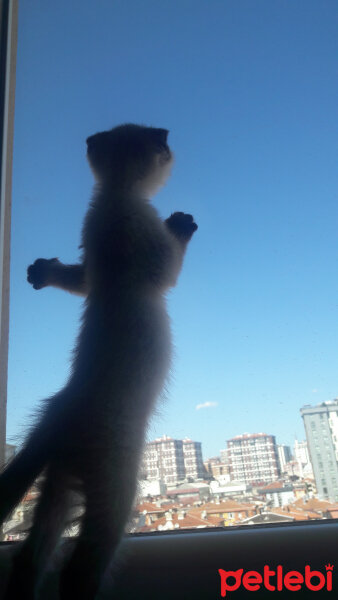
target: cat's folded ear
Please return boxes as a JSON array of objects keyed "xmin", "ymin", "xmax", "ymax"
[{"xmin": 154, "ymin": 128, "xmax": 169, "ymax": 144}]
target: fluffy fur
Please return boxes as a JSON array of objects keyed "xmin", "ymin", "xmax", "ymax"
[{"xmin": 0, "ymin": 123, "xmax": 197, "ymax": 599}]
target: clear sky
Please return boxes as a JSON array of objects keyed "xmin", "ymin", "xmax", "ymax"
[{"xmin": 7, "ymin": 0, "xmax": 338, "ymax": 458}]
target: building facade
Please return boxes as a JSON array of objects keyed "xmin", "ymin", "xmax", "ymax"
[
  {"xmin": 182, "ymin": 438, "xmax": 205, "ymax": 480},
  {"xmin": 227, "ymin": 433, "xmax": 280, "ymax": 485},
  {"xmin": 294, "ymin": 439, "xmax": 310, "ymax": 465},
  {"xmin": 277, "ymin": 444, "xmax": 292, "ymax": 473},
  {"xmin": 301, "ymin": 400, "xmax": 338, "ymax": 502},
  {"xmin": 262, "ymin": 483, "xmax": 295, "ymax": 507},
  {"xmin": 220, "ymin": 448, "xmax": 229, "ymax": 465},
  {"xmin": 143, "ymin": 436, "xmax": 185, "ymax": 485},
  {"xmin": 203, "ymin": 456, "xmax": 230, "ymax": 480},
  {"xmin": 143, "ymin": 435, "xmax": 205, "ymax": 486},
  {"xmin": 294, "ymin": 439, "xmax": 313, "ymax": 477}
]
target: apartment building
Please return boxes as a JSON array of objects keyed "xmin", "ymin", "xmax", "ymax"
[
  {"xmin": 294, "ymin": 439, "xmax": 313, "ymax": 477},
  {"xmin": 204, "ymin": 456, "xmax": 230, "ymax": 480},
  {"xmin": 220, "ymin": 448, "xmax": 229, "ymax": 465},
  {"xmin": 227, "ymin": 432, "xmax": 280, "ymax": 485},
  {"xmin": 277, "ymin": 444, "xmax": 292, "ymax": 473},
  {"xmin": 143, "ymin": 435, "xmax": 205, "ymax": 485},
  {"xmin": 182, "ymin": 438, "xmax": 205, "ymax": 480},
  {"xmin": 301, "ymin": 400, "xmax": 338, "ymax": 502}
]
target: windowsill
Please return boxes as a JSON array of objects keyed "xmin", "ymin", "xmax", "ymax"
[{"xmin": 0, "ymin": 519, "xmax": 337, "ymax": 598}]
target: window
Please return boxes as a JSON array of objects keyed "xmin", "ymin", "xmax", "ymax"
[{"xmin": 1, "ymin": 0, "xmax": 337, "ymax": 580}]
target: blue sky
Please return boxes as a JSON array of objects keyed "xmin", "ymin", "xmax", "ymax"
[{"xmin": 7, "ymin": 0, "xmax": 338, "ymax": 458}]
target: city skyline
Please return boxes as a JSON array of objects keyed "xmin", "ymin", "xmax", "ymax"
[
  {"xmin": 143, "ymin": 426, "xmax": 310, "ymax": 472},
  {"xmin": 145, "ymin": 398, "xmax": 332, "ymax": 459},
  {"xmin": 142, "ymin": 398, "xmax": 338, "ymax": 503},
  {"xmin": 145, "ymin": 430, "xmax": 304, "ymax": 463}
]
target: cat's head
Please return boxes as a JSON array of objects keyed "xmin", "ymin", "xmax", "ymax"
[{"xmin": 86, "ymin": 123, "xmax": 173, "ymax": 198}]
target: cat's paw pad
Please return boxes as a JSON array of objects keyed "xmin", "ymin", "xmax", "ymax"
[
  {"xmin": 27, "ymin": 258, "xmax": 59, "ymax": 289},
  {"xmin": 166, "ymin": 212, "xmax": 198, "ymax": 240}
]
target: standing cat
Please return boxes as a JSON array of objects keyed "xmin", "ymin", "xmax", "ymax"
[{"xmin": 0, "ymin": 123, "xmax": 197, "ymax": 599}]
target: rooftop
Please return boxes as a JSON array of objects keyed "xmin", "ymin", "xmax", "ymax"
[{"xmin": 228, "ymin": 432, "xmax": 273, "ymax": 441}]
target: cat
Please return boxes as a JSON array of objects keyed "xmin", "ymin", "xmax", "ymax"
[{"xmin": 0, "ymin": 123, "xmax": 197, "ymax": 600}]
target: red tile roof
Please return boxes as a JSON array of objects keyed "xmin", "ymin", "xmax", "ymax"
[{"xmin": 293, "ymin": 497, "xmax": 335, "ymax": 512}]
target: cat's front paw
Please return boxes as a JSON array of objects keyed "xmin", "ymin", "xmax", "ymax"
[
  {"xmin": 27, "ymin": 258, "xmax": 59, "ymax": 289},
  {"xmin": 165, "ymin": 212, "xmax": 198, "ymax": 241}
]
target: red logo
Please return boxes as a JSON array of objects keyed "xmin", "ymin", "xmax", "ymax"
[{"xmin": 219, "ymin": 564, "xmax": 333, "ymax": 596}]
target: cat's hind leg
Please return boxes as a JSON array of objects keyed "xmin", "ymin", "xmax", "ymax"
[
  {"xmin": 0, "ymin": 439, "xmax": 49, "ymax": 526},
  {"xmin": 59, "ymin": 460, "xmax": 138, "ymax": 600},
  {"xmin": 4, "ymin": 464, "xmax": 73, "ymax": 600}
]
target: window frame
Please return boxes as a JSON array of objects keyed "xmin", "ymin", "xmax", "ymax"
[
  {"xmin": 1, "ymin": 520, "xmax": 337, "ymax": 597},
  {"xmin": 0, "ymin": 0, "xmax": 17, "ymax": 470}
]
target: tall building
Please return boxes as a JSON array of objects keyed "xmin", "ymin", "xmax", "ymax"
[
  {"xmin": 220, "ymin": 448, "xmax": 229, "ymax": 465},
  {"xmin": 227, "ymin": 433, "xmax": 280, "ymax": 485},
  {"xmin": 143, "ymin": 435, "xmax": 205, "ymax": 485},
  {"xmin": 182, "ymin": 438, "xmax": 205, "ymax": 480},
  {"xmin": 294, "ymin": 439, "xmax": 310, "ymax": 465},
  {"xmin": 294, "ymin": 439, "xmax": 313, "ymax": 477},
  {"xmin": 277, "ymin": 444, "xmax": 292, "ymax": 473},
  {"xmin": 143, "ymin": 436, "xmax": 185, "ymax": 485},
  {"xmin": 301, "ymin": 400, "xmax": 338, "ymax": 502}
]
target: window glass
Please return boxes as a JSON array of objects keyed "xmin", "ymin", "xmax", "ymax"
[{"xmin": 4, "ymin": 0, "xmax": 338, "ymax": 539}]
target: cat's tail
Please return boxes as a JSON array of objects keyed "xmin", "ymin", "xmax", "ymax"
[{"xmin": 0, "ymin": 431, "xmax": 50, "ymax": 526}]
